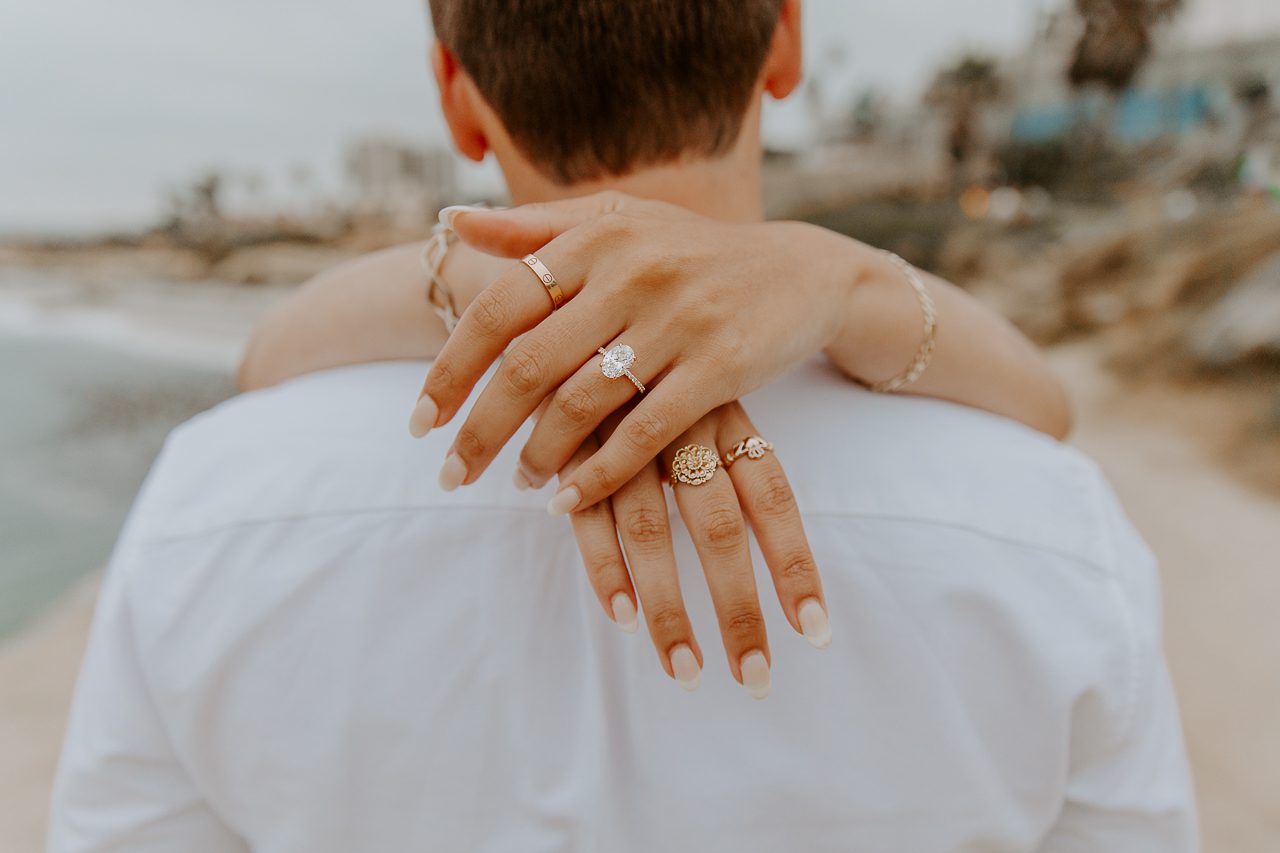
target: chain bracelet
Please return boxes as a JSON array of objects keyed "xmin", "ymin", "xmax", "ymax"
[{"xmin": 870, "ymin": 251, "xmax": 937, "ymax": 394}]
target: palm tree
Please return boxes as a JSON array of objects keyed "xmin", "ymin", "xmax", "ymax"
[
  {"xmin": 926, "ymin": 56, "xmax": 1004, "ymax": 189},
  {"xmin": 1068, "ymin": 0, "xmax": 1183, "ymax": 93}
]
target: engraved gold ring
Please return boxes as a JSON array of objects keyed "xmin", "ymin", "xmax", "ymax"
[{"xmin": 521, "ymin": 254, "xmax": 565, "ymax": 311}]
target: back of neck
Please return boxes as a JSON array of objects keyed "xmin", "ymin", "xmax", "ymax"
[
  {"xmin": 494, "ymin": 105, "xmax": 767, "ymax": 223},
  {"xmin": 505, "ymin": 155, "xmax": 764, "ymax": 223}
]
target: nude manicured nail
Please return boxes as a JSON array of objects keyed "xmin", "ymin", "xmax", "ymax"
[
  {"xmin": 670, "ymin": 645, "xmax": 701, "ymax": 691},
  {"xmin": 798, "ymin": 598, "xmax": 832, "ymax": 649},
  {"xmin": 438, "ymin": 453, "xmax": 467, "ymax": 492},
  {"xmin": 409, "ymin": 395, "xmax": 439, "ymax": 438},
  {"xmin": 437, "ymin": 204, "xmax": 492, "ymax": 229},
  {"xmin": 610, "ymin": 593, "xmax": 639, "ymax": 634},
  {"xmin": 547, "ymin": 486, "xmax": 581, "ymax": 516},
  {"xmin": 512, "ymin": 468, "xmax": 533, "ymax": 491},
  {"xmin": 740, "ymin": 651, "xmax": 771, "ymax": 700}
]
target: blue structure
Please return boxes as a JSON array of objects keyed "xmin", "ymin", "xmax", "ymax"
[{"xmin": 1011, "ymin": 84, "xmax": 1217, "ymax": 142}]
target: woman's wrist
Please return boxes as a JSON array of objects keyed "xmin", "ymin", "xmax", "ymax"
[
  {"xmin": 808, "ymin": 229, "xmax": 933, "ymax": 388},
  {"xmin": 437, "ymin": 242, "xmax": 508, "ymax": 315}
]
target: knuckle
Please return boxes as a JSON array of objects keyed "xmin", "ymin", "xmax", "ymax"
[
  {"xmin": 699, "ymin": 505, "xmax": 747, "ymax": 550},
  {"xmin": 427, "ymin": 360, "xmax": 456, "ymax": 395},
  {"xmin": 452, "ymin": 425, "xmax": 486, "ymax": 460},
  {"xmin": 623, "ymin": 507, "xmax": 670, "ymax": 548},
  {"xmin": 586, "ymin": 461, "xmax": 621, "ymax": 495},
  {"xmin": 469, "ymin": 287, "xmax": 509, "ymax": 336},
  {"xmin": 635, "ymin": 251, "xmax": 681, "ymax": 287},
  {"xmin": 777, "ymin": 553, "xmax": 817, "ymax": 584},
  {"xmin": 499, "ymin": 346, "xmax": 545, "ymax": 398},
  {"xmin": 647, "ymin": 605, "xmax": 688, "ymax": 635},
  {"xmin": 749, "ymin": 472, "xmax": 797, "ymax": 519},
  {"xmin": 597, "ymin": 210, "xmax": 638, "ymax": 244},
  {"xmin": 723, "ymin": 605, "xmax": 765, "ymax": 638},
  {"xmin": 554, "ymin": 383, "xmax": 598, "ymax": 428},
  {"xmin": 583, "ymin": 549, "xmax": 625, "ymax": 582},
  {"xmin": 699, "ymin": 332, "xmax": 743, "ymax": 366},
  {"xmin": 622, "ymin": 408, "xmax": 668, "ymax": 455}
]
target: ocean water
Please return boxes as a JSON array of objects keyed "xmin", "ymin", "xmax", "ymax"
[{"xmin": 0, "ymin": 333, "xmax": 232, "ymax": 638}]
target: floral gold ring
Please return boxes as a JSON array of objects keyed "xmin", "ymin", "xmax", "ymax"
[{"xmin": 670, "ymin": 444, "xmax": 721, "ymax": 486}]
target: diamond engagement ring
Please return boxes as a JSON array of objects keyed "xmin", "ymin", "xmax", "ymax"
[
  {"xmin": 598, "ymin": 344, "xmax": 645, "ymax": 393},
  {"xmin": 670, "ymin": 444, "xmax": 721, "ymax": 486},
  {"xmin": 723, "ymin": 436, "xmax": 774, "ymax": 469}
]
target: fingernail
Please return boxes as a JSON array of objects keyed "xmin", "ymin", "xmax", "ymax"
[
  {"xmin": 438, "ymin": 453, "xmax": 467, "ymax": 492},
  {"xmin": 547, "ymin": 486, "xmax": 581, "ymax": 516},
  {"xmin": 798, "ymin": 598, "xmax": 832, "ymax": 649},
  {"xmin": 409, "ymin": 395, "xmax": 439, "ymax": 438},
  {"xmin": 438, "ymin": 204, "xmax": 492, "ymax": 229},
  {"xmin": 670, "ymin": 645, "xmax": 701, "ymax": 691},
  {"xmin": 512, "ymin": 468, "xmax": 533, "ymax": 491},
  {"xmin": 740, "ymin": 651, "xmax": 771, "ymax": 700},
  {"xmin": 610, "ymin": 593, "xmax": 639, "ymax": 634}
]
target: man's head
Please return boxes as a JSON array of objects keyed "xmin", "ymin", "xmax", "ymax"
[{"xmin": 428, "ymin": 0, "xmax": 802, "ymax": 194}]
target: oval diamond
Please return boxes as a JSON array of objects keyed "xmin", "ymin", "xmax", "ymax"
[{"xmin": 601, "ymin": 344, "xmax": 636, "ymax": 379}]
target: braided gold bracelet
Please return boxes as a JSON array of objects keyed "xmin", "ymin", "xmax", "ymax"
[
  {"xmin": 870, "ymin": 251, "xmax": 937, "ymax": 394},
  {"xmin": 420, "ymin": 222, "xmax": 461, "ymax": 334}
]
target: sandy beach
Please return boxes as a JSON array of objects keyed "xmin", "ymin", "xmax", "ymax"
[{"xmin": 1, "ymin": 282, "xmax": 1277, "ymax": 851}]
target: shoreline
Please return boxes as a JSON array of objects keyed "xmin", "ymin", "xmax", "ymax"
[
  {"xmin": 0, "ymin": 296, "xmax": 243, "ymax": 374},
  {"xmin": 0, "ymin": 266, "xmax": 288, "ymax": 374}
]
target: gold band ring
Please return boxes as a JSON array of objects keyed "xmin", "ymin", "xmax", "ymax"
[
  {"xmin": 521, "ymin": 254, "xmax": 565, "ymax": 311},
  {"xmin": 598, "ymin": 344, "xmax": 645, "ymax": 394},
  {"xmin": 670, "ymin": 444, "xmax": 721, "ymax": 486},
  {"xmin": 723, "ymin": 436, "xmax": 774, "ymax": 469}
]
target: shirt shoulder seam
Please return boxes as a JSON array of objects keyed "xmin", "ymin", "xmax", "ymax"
[{"xmin": 126, "ymin": 504, "xmax": 1115, "ymax": 577}]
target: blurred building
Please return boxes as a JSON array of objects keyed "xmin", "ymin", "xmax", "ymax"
[
  {"xmin": 345, "ymin": 138, "xmax": 458, "ymax": 227},
  {"xmin": 1002, "ymin": 10, "xmax": 1280, "ymax": 147}
]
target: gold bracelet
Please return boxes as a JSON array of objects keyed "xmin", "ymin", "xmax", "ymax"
[
  {"xmin": 870, "ymin": 251, "xmax": 936, "ymax": 394},
  {"xmin": 420, "ymin": 222, "xmax": 461, "ymax": 334}
]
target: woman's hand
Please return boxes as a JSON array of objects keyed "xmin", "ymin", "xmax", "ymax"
[
  {"xmin": 415, "ymin": 191, "xmax": 1069, "ymax": 514},
  {"xmin": 415, "ymin": 192, "xmax": 870, "ymax": 513},
  {"xmin": 565, "ymin": 400, "xmax": 828, "ymax": 699}
]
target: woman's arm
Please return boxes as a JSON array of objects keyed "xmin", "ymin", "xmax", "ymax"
[
  {"xmin": 239, "ymin": 201, "xmax": 1070, "ymax": 441},
  {"xmin": 821, "ymin": 233, "xmax": 1072, "ymax": 439},
  {"xmin": 237, "ymin": 242, "xmax": 507, "ymax": 391}
]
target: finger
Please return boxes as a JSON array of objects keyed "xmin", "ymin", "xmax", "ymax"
[
  {"xmin": 446, "ymin": 191, "xmax": 691, "ymax": 258},
  {"xmin": 547, "ymin": 367, "xmax": 718, "ymax": 515},
  {"xmin": 718, "ymin": 404, "xmax": 829, "ymax": 650},
  {"xmin": 440, "ymin": 289, "xmax": 643, "ymax": 490},
  {"xmin": 513, "ymin": 332, "xmax": 669, "ymax": 491},
  {"xmin": 410, "ymin": 222, "xmax": 604, "ymax": 437},
  {"xmin": 663, "ymin": 420, "xmax": 771, "ymax": 699},
  {"xmin": 610, "ymin": 450, "xmax": 703, "ymax": 691},
  {"xmin": 562, "ymin": 432, "xmax": 639, "ymax": 635}
]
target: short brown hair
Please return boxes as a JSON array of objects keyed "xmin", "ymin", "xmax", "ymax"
[{"xmin": 429, "ymin": 0, "xmax": 784, "ymax": 184}]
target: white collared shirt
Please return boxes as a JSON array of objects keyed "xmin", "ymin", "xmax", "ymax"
[{"xmin": 50, "ymin": 359, "xmax": 1198, "ymax": 852}]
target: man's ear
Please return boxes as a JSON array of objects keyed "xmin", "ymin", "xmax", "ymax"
[
  {"xmin": 762, "ymin": 0, "xmax": 803, "ymax": 100},
  {"xmin": 431, "ymin": 41, "xmax": 488, "ymax": 162}
]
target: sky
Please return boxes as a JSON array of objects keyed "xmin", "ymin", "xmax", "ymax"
[{"xmin": 1, "ymin": 0, "xmax": 1277, "ymax": 235}]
